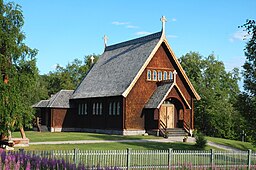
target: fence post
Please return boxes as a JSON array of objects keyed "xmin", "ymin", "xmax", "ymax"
[
  {"xmin": 127, "ymin": 148, "xmax": 131, "ymax": 170},
  {"xmin": 73, "ymin": 148, "xmax": 78, "ymax": 165},
  {"xmin": 210, "ymin": 149, "xmax": 215, "ymax": 169},
  {"xmin": 248, "ymin": 149, "xmax": 251, "ymax": 170},
  {"xmin": 168, "ymin": 148, "xmax": 173, "ymax": 170}
]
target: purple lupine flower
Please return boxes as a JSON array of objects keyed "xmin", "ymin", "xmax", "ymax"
[
  {"xmin": 15, "ymin": 160, "xmax": 20, "ymax": 170},
  {"xmin": 1, "ymin": 150, "xmax": 6, "ymax": 162},
  {"xmin": 25, "ymin": 161, "xmax": 31, "ymax": 170},
  {"xmin": 4, "ymin": 157, "xmax": 10, "ymax": 170},
  {"xmin": 0, "ymin": 157, "xmax": 2, "ymax": 170}
]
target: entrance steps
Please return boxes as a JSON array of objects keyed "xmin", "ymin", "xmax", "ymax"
[{"xmin": 164, "ymin": 128, "xmax": 188, "ymax": 137}]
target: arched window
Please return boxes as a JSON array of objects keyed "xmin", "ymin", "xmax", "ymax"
[
  {"xmin": 169, "ymin": 71, "xmax": 173, "ymax": 80},
  {"xmin": 147, "ymin": 70, "xmax": 151, "ymax": 80},
  {"xmin": 163, "ymin": 71, "xmax": 167, "ymax": 80},
  {"xmin": 158, "ymin": 71, "xmax": 162, "ymax": 81},
  {"xmin": 153, "ymin": 70, "xmax": 157, "ymax": 81}
]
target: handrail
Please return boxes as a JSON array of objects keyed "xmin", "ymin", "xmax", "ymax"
[
  {"xmin": 159, "ymin": 120, "xmax": 166, "ymax": 137},
  {"xmin": 183, "ymin": 120, "xmax": 190, "ymax": 134}
]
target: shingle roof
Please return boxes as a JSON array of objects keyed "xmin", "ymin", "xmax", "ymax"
[
  {"xmin": 144, "ymin": 82, "xmax": 174, "ymax": 109},
  {"xmin": 32, "ymin": 100, "xmax": 49, "ymax": 108},
  {"xmin": 33, "ymin": 90, "xmax": 74, "ymax": 108},
  {"xmin": 72, "ymin": 32, "xmax": 162, "ymax": 99}
]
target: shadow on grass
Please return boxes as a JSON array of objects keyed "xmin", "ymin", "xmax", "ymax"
[
  {"xmin": 83, "ymin": 133, "xmax": 160, "ymax": 141},
  {"xmin": 117, "ymin": 142, "xmax": 205, "ymax": 150}
]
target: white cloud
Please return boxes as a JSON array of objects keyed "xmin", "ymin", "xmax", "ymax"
[
  {"xmin": 172, "ymin": 18, "xmax": 177, "ymax": 22},
  {"xmin": 167, "ymin": 34, "xmax": 178, "ymax": 38},
  {"xmin": 229, "ymin": 30, "xmax": 248, "ymax": 42},
  {"xmin": 112, "ymin": 21, "xmax": 129, "ymax": 25},
  {"xmin": 126, "ymin": 25, "xmax": 139, "ymax": 29},
  {"xmin": 135, "ymin": 31, "xmax": 152, "ymax": 36}
]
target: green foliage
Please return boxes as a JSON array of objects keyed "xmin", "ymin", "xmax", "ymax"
[
  {"xmin": 180, "ymin": 52, "xmax": 240, "ymax": 139},
  {"xmin": 195, "ymin": 132, "xmax": 207, "ymax": 149},
  {"xmin": 42, "ymin": 54, "xmax": 99, "ymax": 96},
  {"xmin": 237, "ymin": 19, "xmax": 256, "ymax": 144},
  {"xmin": 240, "ymin": 20, "xmax": 256, "ymax": 95},
  {"xmin": 0, "ymin": 0, "xmax": 45, "ymax": 136}
]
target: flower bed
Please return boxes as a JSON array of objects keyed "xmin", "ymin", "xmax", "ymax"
[{"xmin": 0, "ymin": 149, "xmax": 119, "ymax": 170}]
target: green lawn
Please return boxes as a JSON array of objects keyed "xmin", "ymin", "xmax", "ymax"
[
  {"xmin": 206, "ymin": 136, "xmax": 256, "ymax": 151},
  {"xmin": 12, "ymin": 131, "xmax": 159, "ymax": 142},
  {"xmin": 16, "ymin": 142, "xmax": 217, "ymax": 151}
]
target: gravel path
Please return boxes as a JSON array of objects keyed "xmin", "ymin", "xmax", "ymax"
[{"xmin": 206, "ymin": 141, "xmax": 243, "ymax": 152}]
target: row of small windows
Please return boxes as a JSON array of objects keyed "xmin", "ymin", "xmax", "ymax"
[
  {"xmin": 78, "ymin": 102, "xmax": 121, "ymax": 116},
  {"xmin": 147, "ymin": 70, "xmax": 173, "ymax": 81},
  {"xmin": 93, "ymin": 103, "xmax": 103, "ymax": 115},
  {"xmin": 78, "ymin": 103, "xmax": 87, "ymax": 115},
  {"xmin": 109, "ymin": 102, "xmax": 120, "ymax": 116}
]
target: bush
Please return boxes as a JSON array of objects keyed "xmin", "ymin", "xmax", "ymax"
[{"xmin": 195, "ymin": 132, "xmax": 207, "ymax": 149}]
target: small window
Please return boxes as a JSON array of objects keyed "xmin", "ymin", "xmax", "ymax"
[
  {"xmin": 113, "ymin": 102, "xmax": 116, "ymax": 115},
  {"xmin": 153, "ymin": 70, "xmax": 157, "ymax": 81},
  {"xmin": 96, "ymin": 103, "xmax": 99, "ymax": 115},
  {"xmin": 82, "ymin": 103, "xmax": 85, "ymax": 115},
  {"xmin": 78, "ymin": 104, "xmax": 81, "ymax": 115},
  {"xmin": 163, "ymin": 71, "xmax": 167, "ymax": 80},
  {"xmin": 109, "ymin": 102, "xmax": 112, "ymax": 115},
  {"xmin": 147, "ymin": 70, "xmax": 151, "ymax": 80},
  {"xmin": 93, "ymin": 103, "xmax": 96, "ymax": 115},
  {"xmin": 84, "ymin": 103, "xmax": 87, "ymax": 115},
  {"xmin": 169, "ymin": 71, "xmax": 173, "ymax": 80},
  {"xmin": 99, "ymin": 103, "xmax": 102, "ymax": 115},
  {"xmin": 117, "ymin": 102, "xmax": 120, "ymax": 115},
  {"xmin": 158, "ymin": 71, "xmax": 162, "ymax": 81}
]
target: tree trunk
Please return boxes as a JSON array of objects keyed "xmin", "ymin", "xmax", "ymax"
[{"xmin": 20, "ymin": 127, "xmax": 26, "ymax": 139}]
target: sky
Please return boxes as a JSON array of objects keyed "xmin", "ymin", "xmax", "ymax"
[{"xmin": 11, "ymin": 0, "xmax": 256, "ymax": 80}]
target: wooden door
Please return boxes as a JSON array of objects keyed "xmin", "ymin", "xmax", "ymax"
[
  {"xmin": 166, "ymin": 105, "xmax": 174, "ymax": 128},
  {"xmin": 160, "ymin": 104, "xmax": 174, "ymax": 128}
]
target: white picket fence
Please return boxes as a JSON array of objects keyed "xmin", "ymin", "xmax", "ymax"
[{"xmin": 21, "ymin": 149, "xmax": 256, "ymax": 169}]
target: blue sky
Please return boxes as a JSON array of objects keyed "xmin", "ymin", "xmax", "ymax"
[{"xmin": 11, "ymin": 0, "xmax": 256, "ymax": 78}]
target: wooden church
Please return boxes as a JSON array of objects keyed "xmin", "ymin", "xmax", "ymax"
[{"xmin": 33, "ymin": 16, "xmax": 200, "ymax": 136}]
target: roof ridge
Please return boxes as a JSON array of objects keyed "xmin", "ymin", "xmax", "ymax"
[
  {"xmin": 48, "ymin": 91, "xmax": 61, "ymax": 107},
  {"xmin": 105, "ymin": 31, "xmax": 162, "ymax": 51}
]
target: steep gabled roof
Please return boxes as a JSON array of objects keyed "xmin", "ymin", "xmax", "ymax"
[
  {"xmin": 72, "ymin": 32, "xmax": 162, "ymax": 99},
  {"xmin": 121, "ymin": 36, "xmax": 200, "ymax": 100},
  {"xmin": 33, "ymin": 90, "xmax": 74, "ymax": 108},
  {"xmin": 72, "ymin": 27, "xmax": 200, "ymax": 100}
]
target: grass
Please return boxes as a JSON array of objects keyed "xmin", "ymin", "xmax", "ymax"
[
  {"xmin": 206, "ymin": 136, "xmax": 256, "ymax": 151},
  {"xmin": 16, "ymin": 142, "xmax": 217, "ymax": 151},
  {"xmin": 12, "ymin": 131, "xmax": 159, "ymax": 142}
]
